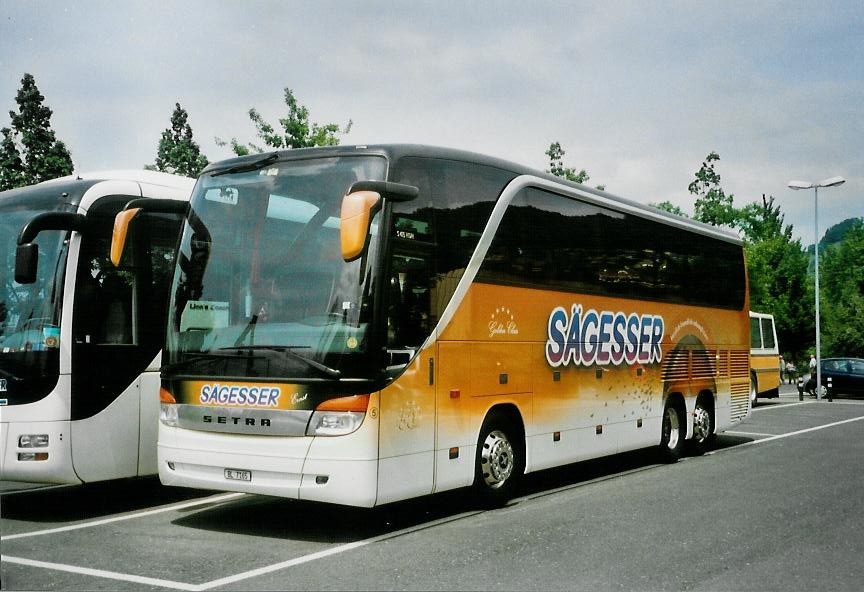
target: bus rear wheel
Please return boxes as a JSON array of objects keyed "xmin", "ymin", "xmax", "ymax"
[
  {"xmin": 659, "ymin": 400, "xmax": 685, "ymax": 463},
  {"xmin": 473, "ymin": 414, "xmax": 523, "ymax": 506},
  {"xmin": 750, "ymin": 374, "xmax": 758, "ymax": 408},
  {"xmin": 689, "ymin": 396, "xmax": 715, "ymax": 455}
]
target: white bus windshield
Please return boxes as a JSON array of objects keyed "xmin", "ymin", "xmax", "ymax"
[{"xmin": 0, "ymin": 206, "xmax": 68, "ymax": 401}]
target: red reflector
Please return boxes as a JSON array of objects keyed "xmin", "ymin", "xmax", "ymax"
[
  {"xmin": 449, "ymin": 389, "xmax": 460, "ymax": 399},
  {"xmin": 449, "ymin": 447, "xmax": 459, "ymax": 459}
]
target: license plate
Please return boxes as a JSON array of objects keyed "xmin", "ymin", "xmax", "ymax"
[{"xmin": 224, "ymin": 468, "xmax": 252, "ymax": 482}]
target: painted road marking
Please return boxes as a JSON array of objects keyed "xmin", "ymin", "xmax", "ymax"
[
  {"xmin": 752, "ymin": 401, "xmax": 812, "ymax": 412},
  {"xmin": 6, "ymin": 413, "xmax": 864, "ymax": 589},
  {"xmin": 2, "ymin": 509, "xmax": 483, "ymax": 591},
  {"xmin": 708, "ymin": 414, "xmax": 864, "ymax": 454},
  {"xmin": 1, "ymin": 492, "xmax": 243, "ymax": 541},
  {"xmin": 725, "ymin": 430, "xmax": 777, "ymax": 438},
  {"xmin": 1, "ymin": 556, "xmax": 199, "ymax": 592}
]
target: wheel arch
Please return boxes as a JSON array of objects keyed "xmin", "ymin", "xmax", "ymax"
[{"xmin": 478, "ymin": 402, "xmax": 526, "ymax": 468}]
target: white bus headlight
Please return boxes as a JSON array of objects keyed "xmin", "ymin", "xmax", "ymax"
[
  {"xmin": 305, "ymin": 395, "xmax": 369, "ymax": 437},
  {"xmin": 306, "ymin": 411, "xmax": 365, "ymax": 436},
  {"xmin": 159, "ymin": 387, "xmax": 179, "ymax": 426},
  {"xmin": 18, "ymin": 434, "xmax": 49, "ymax": 448},
  {"xmin": 160, "ymin": 403, "xmax": 179, "ymax": 426}
]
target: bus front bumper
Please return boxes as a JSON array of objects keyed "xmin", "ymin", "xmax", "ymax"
[{"xmin": 157, "ymin": 424, "xmax": 379, "ymax": 507}]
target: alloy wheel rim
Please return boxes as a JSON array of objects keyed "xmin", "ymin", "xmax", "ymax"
[
  {"xmin": 693, "ymin": 405, "xmax": 711, "ymax": 443},
  {"xmin": 480, "ymin": 430, "xmax": 514, "ymax": 488}
]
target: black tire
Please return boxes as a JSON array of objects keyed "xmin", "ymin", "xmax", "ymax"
[
  {"xmin": 688, "ymin": 396, "xmax": 715, "ymax": 455},
  {"xmin": 749, "ymin": 375, "xmax": 758, "ymax": 408},
  {"xmin": 473, "ymin": 413, "xmax": 523, "ymax": 507},
  {"xmin": 658, "ymin": 399, "xmax": 685, "ymax": 463}
]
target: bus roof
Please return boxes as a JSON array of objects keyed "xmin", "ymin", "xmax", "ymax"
[
  {"xmin": 0, "ymin": 170, "xmax": 194, "ymax": 211},
  {"xmin": 200, "ymin": 144, "xmax": 743, "ymax": 245}
]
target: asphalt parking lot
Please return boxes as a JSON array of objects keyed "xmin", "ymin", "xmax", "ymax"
[{"xmin": 3, "ymin": 384, "xmax": 864, "ymax": 591}]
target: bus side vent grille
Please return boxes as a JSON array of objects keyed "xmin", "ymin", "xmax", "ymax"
[
  {"xmin": 729, "ymin": 350, "xmax": 750, "ymax": 379},
  {"xmin": 730, "ymin": 382, "xmax": 750, "ymax": 421}
]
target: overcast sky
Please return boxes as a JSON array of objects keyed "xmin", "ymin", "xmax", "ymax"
[{"xmin": 2, "ymin": 1, "xmax": 861, "ymax": 243}]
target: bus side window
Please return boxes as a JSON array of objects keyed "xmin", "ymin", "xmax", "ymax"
[
  {"xmin": 750, "ymin": 317, "xmax": 762, "ymax": 349},
  {"xmin": 760, "ymin": 318, "xmax": 776, "ymax": 349},
  {"xmin": 97, "ymin": 271, "xmax": 134, "ymax": 344}
]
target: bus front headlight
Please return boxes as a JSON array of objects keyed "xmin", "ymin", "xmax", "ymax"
[
  {"xmin": 305, "ymin": 395, "xmax": 369, "ymax": 436},
  {"xmin": 160, "ymin": 403, "xmax": 179, "ymax": 427},
  {"xmin": 159, "ymin": 387, "xmax": 179, "ymax": 427}
]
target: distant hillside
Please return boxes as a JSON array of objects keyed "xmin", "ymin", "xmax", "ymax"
[{"xmin": 806, "ymin": 217, "xmax": 863, "ymax": 254}]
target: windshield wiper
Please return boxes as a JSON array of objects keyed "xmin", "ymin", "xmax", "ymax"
[
  {"xmin": 0, "ymin": 367, "xmax": 23, "ymax": 382},
  {"xmin": 211, "ymin": 153, "xmax": 279, "ymax": 177},
  {"xmin": 162, "ymin": 351, "xmax": 260, "ymax": 374},
  {"xmin": 218, "ymin": 345, "xmax": 341, "ymax": 379}
]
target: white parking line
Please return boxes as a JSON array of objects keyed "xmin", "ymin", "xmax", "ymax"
[
  {"xmin": 1, "ymin": 555, "xmax": 200, "ymax": 591},
  {"xmin": 1, "ymin": 492, "xmax": 243, "ymax": 541},
  {"xmin": 199, "ymin": 507, "xmax": 484, "ymax": 590},
  {"xmin": 752, "ymin": 401, "xmax": 812, "ymax": 412},
  {"xmin": 724, "ymin": 430, "xmax": 777, "ymax": 437},
  {"xmin": 709, "ymin": 414, "xmax": 864, "ymax": 454},
  {"xmin": 2, "ymin": 508, "xmax": 484, "ymax": 591},
  {"xmin": 7, "ymin": 412, "xmax": 864, "ymax": 589}
]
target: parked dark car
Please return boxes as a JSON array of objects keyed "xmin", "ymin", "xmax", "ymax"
[{"xmin": 806, "ymin": 358, "xmax": 864, "ymax": 397}]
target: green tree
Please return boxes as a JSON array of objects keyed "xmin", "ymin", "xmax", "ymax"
[
  {"xmin": 739, "ymin": 194, "xmax": 814, "ymax": 359},
  {"xmin": 545, "ymin": 142, "xmax": 605, "ymax": 191},
  {"xmin": 217, "ymin": 88, "xmax": 351, "ymax": 156},
  {"xmin": 1, "ymin": 73, "xmax": 73, "ymax": 189},
  {"xmin": 146, "ymin": 103, "xmax": 209, "ymax": 177},
  {"xmin": 688, "ymin": 152, "xmax": 739, "ymax": 227},
  {"xmin": 821, "ymin": 220, "xmax": 864, "ymax": 356},
  {"xmin": 0, "ymin": 127, "xmax": 26, "ymax": 190}
]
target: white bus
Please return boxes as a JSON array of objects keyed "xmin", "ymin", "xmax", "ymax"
[
  {"xmin": 0, "ymin": 171, "xmax": 193, "ymax": 484},
  {"xmin": 114, "ymin": 146, "xmax": 751, "ymax": 506}
]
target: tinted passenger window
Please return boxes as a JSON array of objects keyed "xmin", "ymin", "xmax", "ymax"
[
  {"xmin": 387, "ymin": 157, "xmax": 514, "ymax": 348},
  {"xmin": 750, "ymin": 318, "xmax": 762, "ymax": 349},
  {"xmin": 760, "ymin": 318, "xmax": 776, "ymax": 349},
  {"xmin": 72, "ymin": 196, "xmax": 181, "ymax": 419},
  {"xmin": 478, "ymin": 187, "xmax": 746, "ymax": 310}
]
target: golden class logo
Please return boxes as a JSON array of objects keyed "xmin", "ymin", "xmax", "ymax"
[{"xmin": 488, "ymin": 307, "xmax": 519, "ymax": 338}]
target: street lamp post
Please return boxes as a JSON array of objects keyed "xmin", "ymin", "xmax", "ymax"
[{"xmin": 788, "ymin": 176, "xmax": 846, "ymax": 400}]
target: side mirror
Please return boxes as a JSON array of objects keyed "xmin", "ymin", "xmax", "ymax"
[
  {"xmin": 110, "ymin": 198, "xmax": 188, "ymax": 267},
  {"xmin": 110, "ymin": 208, "xmax": 141, "ymax": 266},
  {"xmin": 14, "ymin": 211, "xmax": 87, "ymax": 284},
  {"xmin": 340, "ymin": 191, "xmax": 381, "ymax": 262},
  {"xmin": 340, "ymin": 181, "xmax": 418, "ymax": 262},
  {"xmin": 14, "ymin": 243, "xmax": 39, "ymax": 284}
]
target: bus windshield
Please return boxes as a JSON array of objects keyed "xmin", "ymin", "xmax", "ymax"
[
  {"xmin": 165, "ymin": 155, "xmax": 388, "ymax": 383},
  {"xmin": 0, "ymin": 206, "xmax": 68, "ymax": 399}
]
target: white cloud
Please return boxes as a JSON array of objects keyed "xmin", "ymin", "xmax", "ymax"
[{"xmin": 1, "ymin": 0, "xmax": 861, "ymax": 241}]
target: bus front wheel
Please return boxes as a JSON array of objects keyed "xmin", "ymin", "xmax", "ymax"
[{"xmin": 473, "ymin": 414, "xmax": 523, "ymax": 506}]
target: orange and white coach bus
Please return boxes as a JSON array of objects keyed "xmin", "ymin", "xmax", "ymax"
[{"xmin": 112, "ymin": 145, "xmax": 751, "ymax": 506}]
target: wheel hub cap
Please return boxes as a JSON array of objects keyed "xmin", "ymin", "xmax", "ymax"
[
  {"xmin": 480, "ymin": 430, "xmax": 514, "ymax": 488},
  {"xmin": 693, "ymin": 406, "xmax": 711, "ymax": 443}
]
